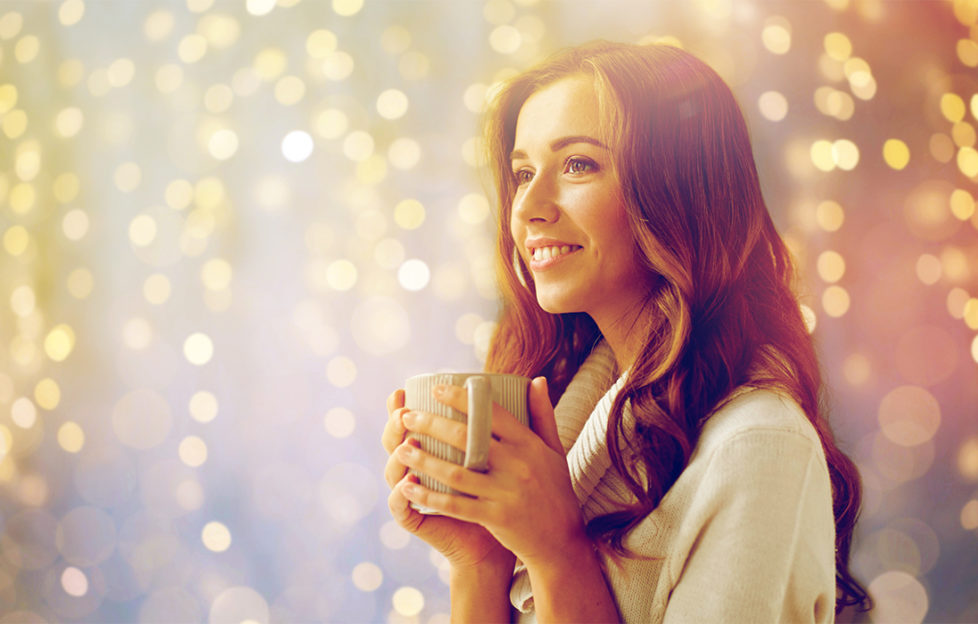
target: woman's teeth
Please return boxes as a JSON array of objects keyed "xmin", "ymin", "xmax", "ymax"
[{"xmin": 531, "ymin": 245, "xmax": 579, "ymax": 261}]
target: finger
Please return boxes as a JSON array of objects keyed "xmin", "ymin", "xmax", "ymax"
[
  {"xmin": 384, "ymin": 438, "xmax": 416, "ymax": 488},
  {"xmin": 398, "ymin": 475, "xmax": 484, "ymax": 524},
  {"xmin": 395, "ymin": 438, "xmax": 490, "ymax": 497},
  {"xmin": 381, "ymin": 406, "xmax": 410, "ymax": 454},
  {"xmin": 387, "ymin": 388, "xmax": 405, "ymax": 414},
  {"xmin": 433, "ymin": 384, "xmax": 526, "ymax": 442},
  {"xmin": 388, "ymin": 473, "xmax": 426, "ymax": 533},
  {"xmin": 528, "ymin": 377, "xmax": 563, "ymax": 455},
  {"xmin": 401, "ymin": 410, "xmax": 468, "ymax": 451}
]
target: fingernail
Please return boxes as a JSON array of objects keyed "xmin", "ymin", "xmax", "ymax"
[
  {"xmin": 432, "ymin": 384, "xmax": 446, "ymax": 398},
  {"xmin": 402, "ymin": 410, "xmax": 417, "ymax": 425},
  {"xmin": 398, "ymin": 443, "xmax": 416, "ymax": 458}
]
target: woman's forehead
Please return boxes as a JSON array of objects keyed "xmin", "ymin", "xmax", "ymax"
[{"xmin": 513, "ymin": 76, "xmax": 603, "ymax": 149}]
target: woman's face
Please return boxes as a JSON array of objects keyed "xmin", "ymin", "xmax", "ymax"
[{"xmin": 509, "ymin": 75, "xmax": 650, "ymax": 327}]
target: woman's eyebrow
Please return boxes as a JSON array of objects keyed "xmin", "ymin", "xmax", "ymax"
[{"xmin": 510, "ymin": 135, "xmax": 608, "ymax": 162}]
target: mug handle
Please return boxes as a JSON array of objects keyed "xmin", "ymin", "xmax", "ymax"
[{"xmin": 463, "ymin": 376, "xmax": 491, "ymax": 472}]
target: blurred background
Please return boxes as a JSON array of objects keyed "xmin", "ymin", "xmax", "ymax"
[{"xmin": 0, "ymin": 0, "xmax": 976, "ymax": 622}]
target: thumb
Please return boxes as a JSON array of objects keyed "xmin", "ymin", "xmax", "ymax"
[{"xmin": 528, "ymin": 377, "xmax": 563, "ymax": 455}]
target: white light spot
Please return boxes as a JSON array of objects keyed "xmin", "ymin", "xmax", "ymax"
[
  {"xmin": 201, "ymin": 521, "xmax": 232, "ymax": 552},
  {"xmin": 61, "ymin": 566, "xmax": 88, "ymax": 597},
  {"xmin": 324, "ymin": 407, "xmax": 355, "ymax": 438},
  {"xmin": 281, "ymin": 130, "xmax": 314, "ymax": 163},
  {"xmin": 398, "ymin": 259, "xmax": 430, "ymax": 291},
  {"xmin": 352, "ymin": 562, "xmax": 383, "ymax": 591},
  {"xmin": 183, "ymin": 332, "xmax": 214, "ymax": 366}
]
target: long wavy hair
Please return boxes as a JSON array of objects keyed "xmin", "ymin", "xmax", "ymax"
[{"xmin": 483, "ymin": 41, "xmax": 870, "ymax": 612}]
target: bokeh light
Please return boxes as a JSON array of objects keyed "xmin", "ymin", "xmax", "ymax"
[{"xmin": 0, "ymin": 3, "xmax": 975, "ymax": 623}]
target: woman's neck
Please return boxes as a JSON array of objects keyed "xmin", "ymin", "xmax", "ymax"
[{"xmin": 591, "ymin": 298, "xmax": 656, "ymax": 373}]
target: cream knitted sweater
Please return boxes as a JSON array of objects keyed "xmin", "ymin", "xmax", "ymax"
[{"xmin": 510, "ymin": 341, "xmax": 836, "ymax": 623}]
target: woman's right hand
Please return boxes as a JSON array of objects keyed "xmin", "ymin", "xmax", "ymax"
[{"xmin": 382, "ymin": 389, "xmax": 516, "ymax": 573}]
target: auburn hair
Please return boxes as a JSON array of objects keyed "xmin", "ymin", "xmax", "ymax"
[{"xmin": 483, "ymin": 41, "xmax": 869, "ymax": 612}]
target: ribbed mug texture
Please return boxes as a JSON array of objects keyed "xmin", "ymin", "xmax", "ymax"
[{"xmin": 403, "ymin": 373, "xmax": 530, "ymax": 496}]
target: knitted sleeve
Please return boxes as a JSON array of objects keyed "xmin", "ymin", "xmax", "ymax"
[{"xmin": 661, "ymin": 427, "xmax": 836, "ymax": 624}]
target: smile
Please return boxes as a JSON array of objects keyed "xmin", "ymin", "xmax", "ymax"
[{"xmin": 530, "ymin": 245, "xmax": 582, "ymax": 261}]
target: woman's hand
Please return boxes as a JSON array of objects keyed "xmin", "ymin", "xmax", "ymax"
[
  {"xmin": 395, "ymin": 377, "xmax": 588, "ymax": 569},
  {"xmin": 382, "ymin": 389, "xmax": 514, "ymax": 573}
]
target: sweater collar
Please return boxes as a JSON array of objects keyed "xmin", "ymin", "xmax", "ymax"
[{"xmin": 553, "ymin": 340, "xmax": 629, "ymax": 508}]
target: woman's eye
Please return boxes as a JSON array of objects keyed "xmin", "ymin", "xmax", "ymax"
[
  {"xmin": 514, "ymin": 169, "xmax": 533, "ymax": 185},
  {"xmin": 566, "ymin": 157, "xmax": 596, "ymax": 175}
]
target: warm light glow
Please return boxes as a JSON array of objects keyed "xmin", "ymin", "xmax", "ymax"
[
  {"xmin": 950, "ymin": 188, "xmax": 975, "ymax": 220},
  {"xmin": 61, "ymin": 566, "xmax": 89, "ymax": 597},
  {"xmin": 201, "ymin": 521, "xmax": 232, "ymax": 552},
  {"xmin": 274, "ymin": 75, "xmax": 305, "ymax": 106},
  {"xmin": 282, "ymin": 130, "xmax": 314, "ymax": 162},
  {"xmin": 44, "ymin": 324, "xmax": 76, "ymax": 362},
  {"xmin": 178, "ymin": 436, "xmax": 208, "ymax": 467},
  {"xmin": 322, "ymin": 51, "xmax": 355, "ymax": 81},
  {"xmin": 143, "ymin": 273, "xmax": 172, "ymax": 304},
  {"xmin": 352, "ymin": 562, "xmax": 383, "ymax": 591},
  {"xmin": 377, "ymin": 88, "xmax": 409, "ymax": 120},
  {"xmin": 489, "ymin": 25, "xmax": 522, "ymax": 54},
  {"xmin": 959, "ymin": 437, "xmax": 978, "ymax": 480},
  {"xmin": 842, "ymin": 353, "xmax": 871, "ymax": 386},
  {"xmin": 961, "ymin": 500, "xmax": 978, "ymax": 530},
  {"xmin": 34, "ymin": 378, "xmax": 61, "ymax": 410},
  {"xmin": 758, "ymin": 91, "xmax": 788, "ymax": 121},
  {"xmin": 388, "ymin": 137, "xmax": 421, "ymax": 170},
  {"xmin": 324, "ymin": 407, "xmax": 356, "ymax": 438},
  {"xmin": 817, "ymin": 250, "xmax": 846, "ymax": 283},
  {"xmin": 761, "ymin": 17, "xmax": 791, "ymax": 55},
  {"xmin": 398, "ymin": 259, "xmax": 431, "ymax": 291},
  {"xmin": 867, "ymin": 571, "xmax": 928, "ymax": 624},
  {"xmin": 326, "ymin": 260, "xmax": 358, "ymax": 291},
  {"xmin": 962, "ymin": 39, "xmax": 978, "ymax": 67},
  {"xmin": 183, "ymin": 333, "xmax": 214, "ymax": 365},
  {"xmin": 941, "ymin": 92, "xmax": 967, "ymax": 123},
  {"xmin": 326, "ymin": 356, "xmax": 357, "ymax": 388},
  {"xmin": 824, "ymin": 32, "xmax": 852, "ymax": 60},
  {"xmin": 57, "ymin": 422, "xmax": 85, "ymax": 453},
  {"xmin": 189, "ymin": 391, "xmax": 219, "ymax": 423},
  {"xmin": 314, "ymin": 108, "xmax": 348, "ymax": 139},
  {"xmin": 915, "ymin": 254, "xmax": 942, "ymax": 285},
  {"xmin": 59, "ymin": 0, "xmax": 86, "ymax": 26},
  {"xmin": 822, "ymin": 285, "xmax": 850, "ymax": 317},
  {"xmin": 957, "ymin": 146, "xmax": 978, "ymax": 177},
  {"xmin": 392, "ymin": 586, "xmax": 425, "ymax": 617},
  {"xmin": 333, "ymin": 0, "xmax": 365, "ymax": 17},
  {"xmin": 343, "ymin": 131, "xmax": 374, "ymax": 162},
  {"xmin": 883, "ymin": 139, "xmax": 911, "ymax": 170},
  {"xmin": 394, "ymin": 199, "xmax": 425, "ymax": 230},
  {"xmin": 879, "ymin": 386, "xmax": 941, "ymax": 447},
  {"xmin": 208, "ymin": 128, "xmax": 239, "ymax": 160}
]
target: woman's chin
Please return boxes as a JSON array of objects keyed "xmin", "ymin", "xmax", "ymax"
[{"xmin": 535, "ymin": 295, "xmax": 580, "ymax": 316}]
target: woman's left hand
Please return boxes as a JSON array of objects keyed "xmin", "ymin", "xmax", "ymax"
[{"xmin": 396, "ymin": 376, "xmax": 587, "ymax": 568}]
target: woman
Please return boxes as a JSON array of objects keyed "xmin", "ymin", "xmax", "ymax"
[{"xmin": 383, "ymin": 41, "xmax": 870, "ymax": 622}]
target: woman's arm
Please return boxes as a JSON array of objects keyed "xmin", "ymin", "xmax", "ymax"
[
  {"xmin": 521, "ymin": 533, "xmax": 618, "ymax": 623},
  {"xmin": 449, "ymin": 555, "xmax": 516, "ymax": 623}
]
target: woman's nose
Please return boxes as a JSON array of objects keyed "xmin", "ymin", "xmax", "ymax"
[{"xmin": 512, "ymin": 174, "xmax": 559, "ymax": 224}]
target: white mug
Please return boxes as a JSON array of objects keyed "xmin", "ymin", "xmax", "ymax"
[{"xmin": 403, "ymin": 372, "xmax": 530, "ymax": 512}]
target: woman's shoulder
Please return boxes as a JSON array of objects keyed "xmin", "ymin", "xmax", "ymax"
[{"xmin": 695, "ymin": 387, "xmax": 822, "ymax": 460}]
